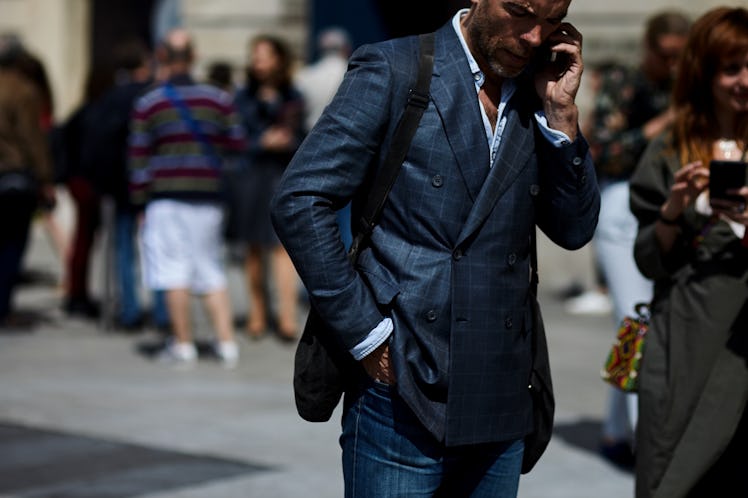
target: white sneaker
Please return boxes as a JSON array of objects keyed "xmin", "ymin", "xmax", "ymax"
[
  {"xmin": 156, "ymin": 341, "xmax": 197, "ymax": 367},
  {"xmin": 215, "ymin": 341, "xmax": 239, "ymax": 369},
  {"xmin": 564, "ymin": 290, "xmax": 613, "ymax": 315}
]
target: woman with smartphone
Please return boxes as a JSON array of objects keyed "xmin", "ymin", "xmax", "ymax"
[{"xmin": 629, "ymin": 7, "xmax": 748, "ymax": 498}]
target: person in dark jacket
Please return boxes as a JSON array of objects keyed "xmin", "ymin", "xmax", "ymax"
[
  {"xmin": 225, "ymin": 34, "xmax": 305, "ymax": 342},
  {"xmin": 0, "ymin": 43, "xmax": 55, "ymax": 328},
  {"xmin": 81, "ymin": 37, "xmax": 169, "ymax": 330}
]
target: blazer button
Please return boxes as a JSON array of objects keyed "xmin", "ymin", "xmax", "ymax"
[
  {"xmin": 453, "ymin": 248, "xmax": 463, "ymax": 260},
  {"xmin": 529, "ymin": 184, "xmax": 540, "ymax": 196},
  {"xmin": 504, "ymin": 316, "xmax": 513, "ymax": 329},
  {"xmin": 431, "ymin": 175, "xmax": 444, "ymax": 188},
  {"xmin": 507, "ymin": 253, "xmax": 517, "ymax": 265},
  {"xmin": 426, "ymin": 310, "xmax": 438, "ymax": 322},
  {"xmin": 572, "ymin": 156, "xmax": 583, "ymax": 166}
]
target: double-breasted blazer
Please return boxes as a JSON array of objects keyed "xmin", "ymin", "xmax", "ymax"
[{"xmin": 271, "ymin": 20, "xmax": 600, "ymax": 446}]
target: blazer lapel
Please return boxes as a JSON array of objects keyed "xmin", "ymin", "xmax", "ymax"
[
  {"xmin": 457, "ymin": 101, "xmax": 535, "ymax": 246},
  {"xmin": 430, "ymin": 24, "xmax": 490, "ymax": 202}
]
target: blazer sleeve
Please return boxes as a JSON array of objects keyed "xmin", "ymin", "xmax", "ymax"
[
  {"xmin": 271, "ymin": 43, "xmax": 396, "ymax": 350},
  {"xmin": 534, "ymin": 130, "xmax": 601, "ymax": 250}
]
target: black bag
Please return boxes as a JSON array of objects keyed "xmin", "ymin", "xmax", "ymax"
[
  {"xmin": 293, "ymin": 307, "xmax": 362, "ymax": 422},
  {"xmin": 522, "ymin": 288, "xmax": 555, "ymax": 474},
  {"xmin": 293, "ymin": 33, "xmax": 435, "ymax": 423}
]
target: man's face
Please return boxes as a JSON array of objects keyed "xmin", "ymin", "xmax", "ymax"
[{"xmin": 464, "ymin": 0, "xmax": 571, "ymax": 79}]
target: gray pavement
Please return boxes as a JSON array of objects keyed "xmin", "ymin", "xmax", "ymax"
[{"xmin": 0, "ymin": 218, "xmax": 635, "ymax": 498}]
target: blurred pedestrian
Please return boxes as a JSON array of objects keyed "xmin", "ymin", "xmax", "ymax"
[
  {"xmin": 225, "ymin": 34, "xmax": 305, "ymax": 342},
  {"xmin": 586, "ymin": 10, "xmax": 690, "ymax": 468},
  {"xmin": 629, "ymin": 6, "xmax": 748, "ymax": 497},
  {"xmin": 294, "ymin": 27, "xmax": 351, "ymax": 133},
  {"xmin": 82, "ymin": 36, "xmax": 169, "ymax": 331},
  {"xmin": 128, "ymin": 28, "xmax": 245, "ymax": 367},
  {"xmin": 1, "ymin": 36, "xmax": 68, "ymax": 292},
  {"xmin": 0, "ymin": 43, "xmax": 56, "ymax": 328},
  {"xmin": 272, "ymin": 0, "xmax": 599, "ymax": 495},
  {"xmin": 57, "ymin": 65, "xmax": 117, "ymax": 319},
  {"xmin": 206, "ymin": 60, "xmax": 235, "ymax": 94}
]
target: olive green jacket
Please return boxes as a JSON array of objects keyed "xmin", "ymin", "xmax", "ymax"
[{"xmin": 629, "ymin": 133, "xmax": 748, "ymax": 498}]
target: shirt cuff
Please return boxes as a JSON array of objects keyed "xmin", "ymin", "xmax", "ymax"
[
  {"xmin": 349, "ymin": 317, "xmax": 393, "ymax": 361},
  {"xmin": 534, "ymin": 111, "xmax": 572, "ymax": 148}
]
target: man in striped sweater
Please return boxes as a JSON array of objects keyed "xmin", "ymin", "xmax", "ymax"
[{"xmin": 128, "ymin": 28, "xmax": 245, "ymax": 367}]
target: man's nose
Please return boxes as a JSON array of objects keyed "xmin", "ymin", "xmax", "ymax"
[{"xmin": 524, "ymin": 25, "xmax": 544, "ymax": 47}]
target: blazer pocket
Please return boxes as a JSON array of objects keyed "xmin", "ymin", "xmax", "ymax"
[{"xmin": 357, "ymin": 264, "xmax": 401, "ymax": 306}]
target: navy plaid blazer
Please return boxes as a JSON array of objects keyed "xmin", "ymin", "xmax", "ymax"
[{"xmin": 272, "ymin": 20, "xmax": 600, "ymax": 446}]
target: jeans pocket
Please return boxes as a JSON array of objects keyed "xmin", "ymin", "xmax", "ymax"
[{"xmin": 369, "ymin": 377, "xmax": 394, "ymax": 394}]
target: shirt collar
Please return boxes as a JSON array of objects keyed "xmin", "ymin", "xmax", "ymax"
[
  {"xmin": 452, "ymin": 9, "xmax": 484, "ymax": 88},
  {"xmin": 451, "ymin": 9, "xmax": 516, "ymax": 97}
]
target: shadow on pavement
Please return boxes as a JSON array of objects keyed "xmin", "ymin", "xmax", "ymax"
[
  {"xmin": 0, "ymin": 422, "xmax": 273, "ymax": 497},
  {"xmin": 554, "ymin": 417, "xmax": 635, "ymax": 474},
  {"xmin": 554, "ymin": 417, "xmax": 603, "ymax": 455}
]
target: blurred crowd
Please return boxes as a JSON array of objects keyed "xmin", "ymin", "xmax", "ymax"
[{"xmin": 0, "ymin": 26, "xmax": 352, "ymax": 357}]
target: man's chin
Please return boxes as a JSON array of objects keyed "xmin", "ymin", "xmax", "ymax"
[{"xmin": 491, "ymin": 63, "xmax": 524, "ymax": 79}]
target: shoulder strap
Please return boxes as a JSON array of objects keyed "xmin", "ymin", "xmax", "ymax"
[
  {"xmin": 348, "ymin": 32, "xmax": 435, "ymax": 259},
  {"xmin": 162, "ymin": 82, "xmax": 221, "ymax": 168}
]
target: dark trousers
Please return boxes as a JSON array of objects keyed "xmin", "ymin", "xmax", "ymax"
[
  {"xmin": 65, "ymin": 176, "xmax": 100, "ymax": 301},
  {"xmin": 0, "ymin": 191, "xmax": 36, "ymax": 319}
]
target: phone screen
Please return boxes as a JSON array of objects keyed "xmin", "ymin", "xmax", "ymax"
[{"xmin": 709, "ymin": 159, "xmax": 747, "ymax": 206}]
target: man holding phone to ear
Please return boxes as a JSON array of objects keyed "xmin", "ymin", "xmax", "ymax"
[{"xmin": 272, "ymin": 1, "xmax": 599, "ymax": 496}]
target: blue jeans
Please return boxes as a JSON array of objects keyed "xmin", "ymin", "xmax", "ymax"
[
  {"xmin": 115, "ymin": 209, "xmax": 168, "ymax": 327},
  {"xmin": 341, "ymin": 381, "xmax": 524, "ymax": 498},
  {"xmin": 594, "ymin": 180, "xmax": 653, "ymax": 441}
]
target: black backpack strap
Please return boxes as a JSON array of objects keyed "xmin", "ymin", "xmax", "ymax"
[{"xmin": 348, "ymin": 32, "xmax": 435, "ymax": 259}]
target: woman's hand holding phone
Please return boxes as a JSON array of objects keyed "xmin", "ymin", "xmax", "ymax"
[
  {"xmin": 661, "ymin": 161, "xmax": 709, "ymax": 222},
  {"xmin": 709, "ymin": 160, "xmax": 748, "ymax": 225}
]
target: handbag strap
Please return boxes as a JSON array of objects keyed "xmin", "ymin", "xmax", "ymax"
[
  {"xmin": 162, "ymin": 82, "xmax": 222, "ymax": 169},
  {"xmin": 347, "ymin": 32, "xmax": 435, "ymax": 259}
]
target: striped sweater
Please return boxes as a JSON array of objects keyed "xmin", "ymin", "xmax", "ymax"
[{"xmin": 128, "ymin": 74, "xmax": 245, "ymax": 207}]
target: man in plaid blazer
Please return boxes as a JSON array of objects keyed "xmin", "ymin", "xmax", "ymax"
[{"xmin": 272, "ymin": 0, "xmax": 599, "ymax": 495}]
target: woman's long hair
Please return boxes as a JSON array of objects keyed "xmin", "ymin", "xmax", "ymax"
[
  {"xmin": 671, "ymin": 7, "xmax": 748, "ymax": 164},
  {"xmin": 244, "ymin": 34, "xmax": 294, "ymax": 96}
]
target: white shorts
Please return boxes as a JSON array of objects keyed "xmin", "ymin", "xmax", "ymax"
[{"xmin": 140, "ymin": 200, "xmax": 227, "ymax": 294}]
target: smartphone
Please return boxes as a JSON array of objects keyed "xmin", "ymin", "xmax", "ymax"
[
  {"xmin": 709, "ymin": 159, "xmax": 747, "ymax": 207},
  {"xmin": 534, "ymin": 42, "xmax": 570, "ymax": 78}
]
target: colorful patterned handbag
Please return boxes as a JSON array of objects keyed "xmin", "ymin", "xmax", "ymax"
[{"xmin": 601, "ymin": 303, "xmax": 650, "ymax": 392}]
